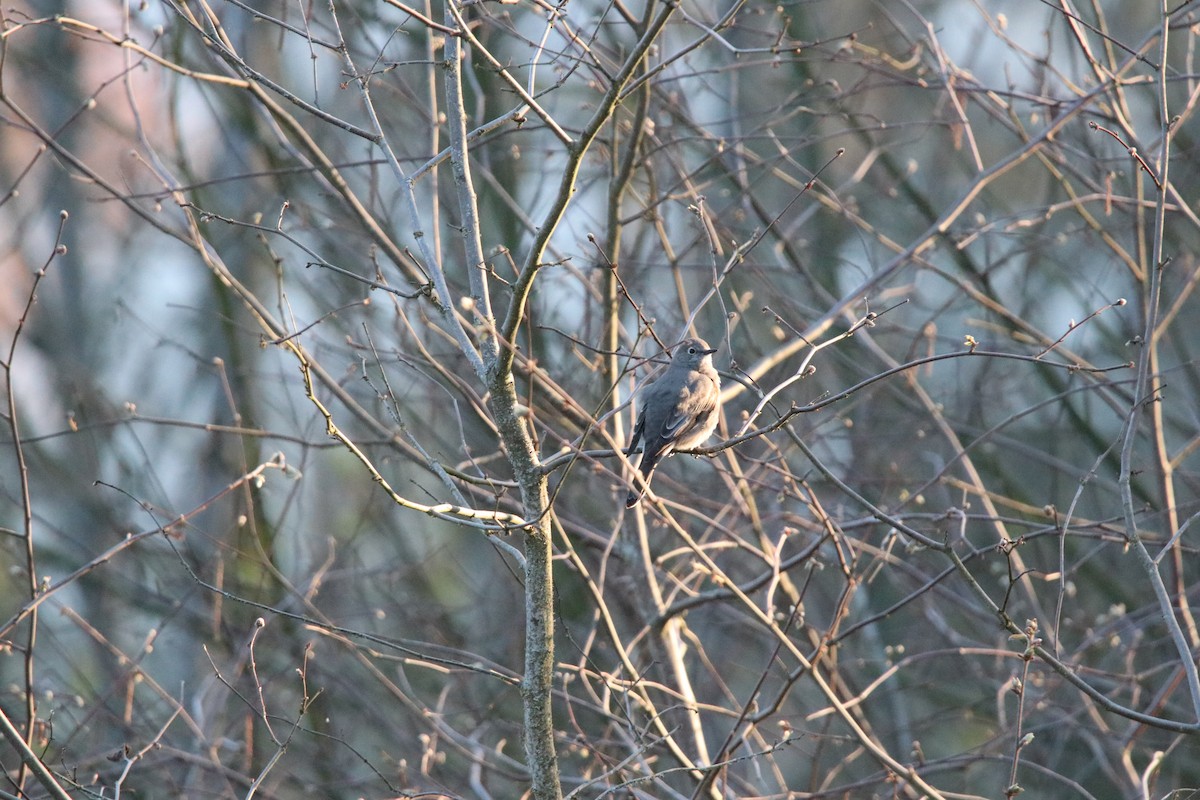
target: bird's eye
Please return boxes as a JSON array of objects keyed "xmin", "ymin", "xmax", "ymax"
[{"xmin": 688, "ymin": 346, "xmax": 697, "ymax": 354}]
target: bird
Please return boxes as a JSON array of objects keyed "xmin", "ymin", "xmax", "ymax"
[{"xmin": 624, "ymin": 337, "xmax": 722, "ymax": 508}]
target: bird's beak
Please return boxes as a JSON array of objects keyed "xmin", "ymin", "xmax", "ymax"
[{"xmin": 703, "ymin": 347, "xmax": 718, "ymax": 355}]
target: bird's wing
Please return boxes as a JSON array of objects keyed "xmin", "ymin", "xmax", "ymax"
[
  {"xmin": 656, "ymin": 372, "xmax": 718, "ymax": 444},
  {"xmin": 626, "ymin": 409, "xmax": 645, "ymax": 455},
  {"xmin": 660, "ymin": 401, "xmax": 693, "ymax": 441}
]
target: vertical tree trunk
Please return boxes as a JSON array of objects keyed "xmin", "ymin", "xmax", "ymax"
[{"xmin": 488, "ymin": 371, "xmax": 562, "ymax": 800}]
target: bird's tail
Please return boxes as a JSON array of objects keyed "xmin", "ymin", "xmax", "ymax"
[
  {"xmin": 624, "ymin": 488, "xmax": 646, "ymax": 508},
  {"xmin": 624, "ymin": 455, "xmax": 659, "ymax": 508}
]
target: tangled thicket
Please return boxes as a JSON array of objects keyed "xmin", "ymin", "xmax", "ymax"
[{"xmin": 1, "ymin": 1, "xmax": 1199, "ymax": 798}]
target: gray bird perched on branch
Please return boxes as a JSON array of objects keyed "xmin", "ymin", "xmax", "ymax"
[{"xmin": 625, "ymin": 337, "xmax": 721, "ymax": 508}]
